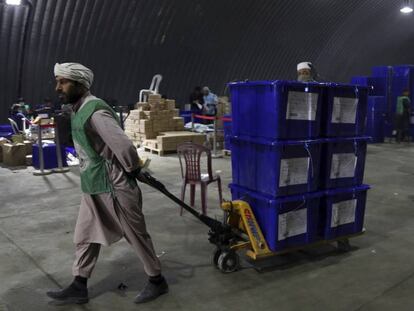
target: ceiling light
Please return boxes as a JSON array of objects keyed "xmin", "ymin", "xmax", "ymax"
[
  {"xmin": 401, "ymin": 0, "xmax": 413, "ymax": 13},
  {"xmin": 6, "ymin": 0, "xmax": 22, "ymax": 5}
]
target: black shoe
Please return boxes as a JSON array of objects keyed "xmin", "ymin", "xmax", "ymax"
[
  {"xmin": 46, "ymin": 282, "xmax": 89, "ymax": 304},
  {"xmin": 134, "ymin": 278, "xmax": 169, "ymax": 303}
]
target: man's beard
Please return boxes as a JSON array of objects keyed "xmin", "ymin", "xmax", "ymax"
[{"xmin": 59, "ymin": 92, "xmax": 83, "ymax": 104}]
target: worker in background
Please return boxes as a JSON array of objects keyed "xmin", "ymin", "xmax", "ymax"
[
  {"xmin": 189, "ymin": 86, "xmax": 204, "ymax": 114},
  {"xmin": 297, "ymin": 62, "xmax": 317, "ymax": 82},
  {"xmin": 16, "ymin": 97, "xmax": 34, "ymax": 118},
  {"xmin": 9, "ymin": 103, "xmax": 27, "ymax": 131},
  {"xmin": 46, "ymin": 63, "xmax": 167, "ymax": 305},
  {"xmin": 202, "ymin": 86, "xmax": 218, "ymax": 124},
  {"xmin": 34, "ymin": 97, "xmax": 59, "ymax": 117},
  {"xmin": 395, "ymin": 89, "xmax": 411, "ymax": 143}
]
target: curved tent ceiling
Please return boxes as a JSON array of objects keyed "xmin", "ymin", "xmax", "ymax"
[{"xmin": 0, "ymin": 0, "xmax": 413, "ymax": 121}]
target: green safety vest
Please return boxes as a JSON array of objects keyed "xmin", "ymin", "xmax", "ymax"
[
  {"xmin": 71, "ymin": 99, "xmax": 120, "ymax": 194},
  {"xmin": 396, "ymin": 96, "xmax": 410, "ymax": 115}
]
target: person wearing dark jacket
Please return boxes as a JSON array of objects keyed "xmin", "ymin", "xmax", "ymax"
[{"xmin": 189, "ymin": 86, "xmax": 204, "ymax": 114}]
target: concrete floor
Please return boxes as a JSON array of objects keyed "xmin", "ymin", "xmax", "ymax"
[{"xmin": 1, "ymin": 143, "xmax": 414, "ymax": 311}]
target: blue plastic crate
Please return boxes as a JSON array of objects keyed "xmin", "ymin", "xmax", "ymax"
[
  {"xmin": 32, "ymin": 143, "xmax": 67, "ymax": 169},
  {"xmin": 230, "ymin": 135, "xmax": 322, "ymax": 197},
  {"xmin": 350, "ymin": 76, "xmax": 387, "ymax": 96},
  {"xmin": 320, "ymin": 185, "xmax": 370, "ymax": 240},
  {"xmin": 366, "ymin": 96, "xmax": 386, "ymax": 143},
  {"xmin": 0, "ymin": 124, "xmax": 13, "ymax": 132},
  {"xmin": 179, "ymin": 111, "xmax": 192, "ymax": 124},
  {"xmin": 320, "ymin": 137, "xmax": 368, "ymax": 190},
  {"xmin": 371, "ymin": 66, "xmax": 392, "ymax": 77},
  {"xmin": 321, "ymin": 84, "xmax": 369, "ymax": 137},
  {"xmin": 228, "ymin": 80, "xmax": 324, "ymax": 140},
  {"xmin": 230, "ymin": 183, "xmax": 323, "ymax": 252}
]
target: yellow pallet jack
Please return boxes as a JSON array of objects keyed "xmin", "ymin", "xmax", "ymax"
[{"xmin": 137, "ymin": 172, "xmax": 361, "ymax": 273}]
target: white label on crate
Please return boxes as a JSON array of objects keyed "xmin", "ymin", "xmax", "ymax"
[
  {"xmin": 331, "ymin": 199, "xmax": 357, "ymax": 228},
  {"xmin": 278, "ymin": 208, "xmax": 307, "ymax": 241},
  {"xmin": 286, "ymin": 91, "xmax": 318, "ymax": 121},
  {"xmin": 330, "ymin": 153, "xmax": 357, "ymax": 179},
  {"xmin": 332, "ymin": 97, "xmax": 358, "ymax": 124},
  {"xmin": 279, "ymin": 157, "xmax": 310, "ymax": 187}
]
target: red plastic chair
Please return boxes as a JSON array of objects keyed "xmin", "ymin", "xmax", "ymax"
[{"xmin": 177, "ymin": 142, "xmax": 223, "ymax": 215}]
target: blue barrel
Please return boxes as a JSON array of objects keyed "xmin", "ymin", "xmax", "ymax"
[
  {"xmin": 230, "ymin": 136, "xmax": 322, "ymax": 197},
  {"xmin": 32, "ymin": 143, "xmax": 67, "ymax": 169},
  {"xmin": 230, "ymin": 183, "xmax": 323, "ymax": 252},
  {"xmin": 228, "ymin": 80, "xmax": 324, "ymax": 140},
  {"xmin": 321, "ymin": 84, "xmax": 369, "ymax": 137},
  {"xmin": 320, "ymin": 185, "xmax": 369, "ymax": 240},
  {"xmin": 366, "ymin": 96, "xmax": 386, "ymax": 143},
  {"xmin": 320, "ymin": 137, "xmax": 369, "ymax": 189}
]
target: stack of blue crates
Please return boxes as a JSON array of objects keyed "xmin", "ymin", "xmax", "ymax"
[
  {"xmin": 352, "ymin": 64, "xmax": 414, "ymax": 139},
  {"xmin": 228, "ymin": 80, "xmax": 370, "ymax": 252}
]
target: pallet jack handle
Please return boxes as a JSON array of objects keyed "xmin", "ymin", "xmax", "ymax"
[{"xmin": 137, "ymin": 172, "xmax": 224, "ymax": 231}]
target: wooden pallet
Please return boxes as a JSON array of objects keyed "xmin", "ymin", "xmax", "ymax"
[
  {"xmin": 143, "ymin": 145, "xmax": 176, "ymax": 156},
  {"xmin": 223, "ymin": 149, "xmax": 231, "ymax": 156}
]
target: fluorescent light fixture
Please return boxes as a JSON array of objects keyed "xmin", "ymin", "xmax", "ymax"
[
  {"xmin": 401, "ymin": 0, "xmax": 413, "ymax": 13},
  {"xmin": 401, "ymin": 6, "xmax": 413, "ymax": 13},
  {"xmin": 6, "ymin": 0, "xmax": 22, "ymax": 5}
]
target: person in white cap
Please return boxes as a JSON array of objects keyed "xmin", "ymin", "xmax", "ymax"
[
  {"xmin": 297, "ymin": 62, "xmax": 316, "ymax": 82},
  {"xmin": 46, "ymin": 62, "xmax": 168, "ymax": 304}
]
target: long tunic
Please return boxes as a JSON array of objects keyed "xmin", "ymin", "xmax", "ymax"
[{"xmin": 73, "ymin": 94, "xmax": 144, "ymax": 246}]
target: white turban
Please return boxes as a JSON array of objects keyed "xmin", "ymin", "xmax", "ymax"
[
  {"xmin": 54, "ymin": 62, "xmax": 94, "ymax": 89},
  {"xmin": 297, "ymin": 62, "xmax": 312, "ymax": 71}
]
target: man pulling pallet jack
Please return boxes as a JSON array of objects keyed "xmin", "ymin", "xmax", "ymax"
[{"xmin": 46, "ymin": 63, "xmax": 168, "ymax": 304}]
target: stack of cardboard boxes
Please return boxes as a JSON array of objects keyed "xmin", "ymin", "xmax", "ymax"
[
  {"xmin": 124, "ymin": 94, "xmax": 185, "ymax": 145},
  {"xmin": 124, "ymin": 94, "xmax": 206, "ymax": 154}
]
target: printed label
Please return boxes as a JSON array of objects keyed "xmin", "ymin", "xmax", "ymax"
[
  {"xmin": 332, "ymin": 97, "xmax": 358, "ymax": 124},
  {"xmin": 279, "ymin": 157, "xmax": 310, "ymax": 187},
  {"xmin": 331, "ymin": 199, "xmax": 357, "ymax": 228},
  {"xmin": 330, "ymin": 153, "xmax": 357, "ymax": 179},
  {"xmin": 286, "ymin": 91, "xmax": 318, "ymax": 121},
  {"xmin": 278, "ymin": 208, "xmax": 307, "ymax": 241}
]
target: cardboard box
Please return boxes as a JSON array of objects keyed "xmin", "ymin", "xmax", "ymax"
[
  {"xmin": 23, "ymin": 140, "xmax": 32, "ymax": 155},
  {"xmin": 143, "ymin": 111, "xmax": 157, "ymax": 118},
  {"xmin": 12, "ymin": 134, "xmax": 24, "ymax": 143},
  {"xmin": 0, "ymin": 138, "xmax": 10, "ymax": 162},
  {"xmin": 2, "ymin": 143, "xmax": 26, "ymax": 166},
  {"xmin": 139, "ymin": 120, "xmax": 153, "ymax": 133},
  {"xmin": 166, "ymin": 99, "xmax": 176, "ymax": 110},
  {"xmin": 148, "ymin": 94, "xmax": 162, "ymax": 101},
  {"xmin": 26, "ymin": 155, "xmax": 32, "ymax": 166},
  {"xmin": 134, "ymin": 102, "xmax": 150, "ymax": 110},
  {"xmin": 172, "ymin": 109, "xmax": 179, "ymax": 117}
]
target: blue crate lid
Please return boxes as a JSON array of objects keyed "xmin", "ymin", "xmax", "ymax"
[
  {"xmin": 229, "ymin": 183, "xmax": 325, "ymax": 205},
  {"xmin": 227, "ymin": 80, "xmax": 323, "ymax": 88},
  {"xmin": 325, "ymin": 82, "xmax": 371, "ymax": 92}
]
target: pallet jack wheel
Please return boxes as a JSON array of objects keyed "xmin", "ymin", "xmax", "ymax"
[
  {"xmin": 212, "ymin": 248, "xmax": 222, "ymax": 268},
  {"xmin": 217, "ymin": 251, "xmax": 239, "ymax": 273},
  {"xmin": 337, "ymin": 238, "xmax": 351, "ymax": 252}
]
